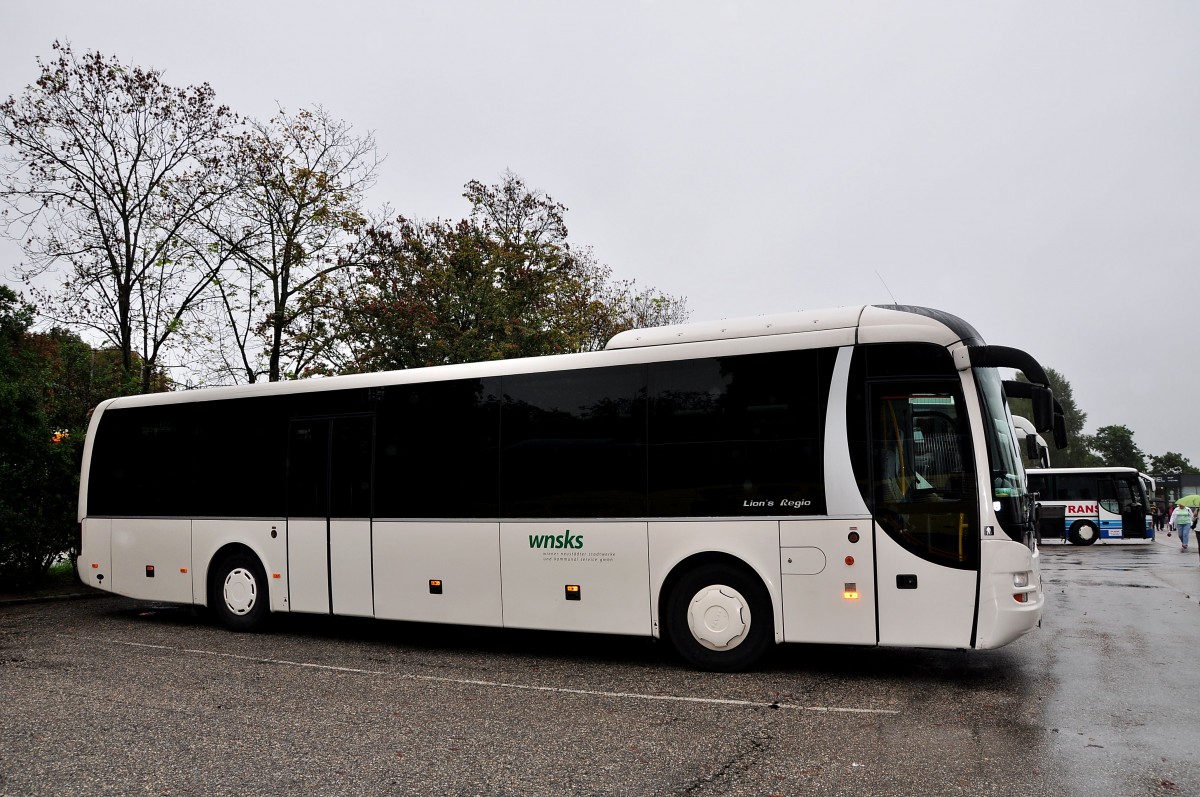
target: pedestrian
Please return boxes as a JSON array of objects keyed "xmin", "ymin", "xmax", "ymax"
[
  {"xmin": 1150, "ymin": 502, "xmax": 1160, "ymax": 534},
  {"xmin": 1169, "ymin": 502, "xmax": 1193, "ymax": 552}
]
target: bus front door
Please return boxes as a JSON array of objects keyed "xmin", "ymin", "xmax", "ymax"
[
  {"xmin": 286, "ymin": 415, "xmax": 375, "ymax": 617},
  {"xmin": 868, "ymin": 381, "xmax": 979, "ymax": 649}
]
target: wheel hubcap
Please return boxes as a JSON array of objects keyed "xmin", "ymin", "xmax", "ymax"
[
  {"xmin": 687, "ymin": 585, "xmax": 750, "ymax": 651},
  {"xmin": 223, "ymin": 567, "xmax": 258, "ymax": 616}
]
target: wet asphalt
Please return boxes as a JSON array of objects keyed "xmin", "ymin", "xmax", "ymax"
[{"xmin": 0, "ymin": 538, "xmax": 1197, "ymax": 797}]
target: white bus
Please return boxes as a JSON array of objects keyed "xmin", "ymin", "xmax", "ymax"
[
  {"xmin": 1026, "ymin": 467, "xmax": 1154, "ymax": 545},
  {"xmin": 77, "ymin": 304, "xmax": 1057, "ymax": 670}
]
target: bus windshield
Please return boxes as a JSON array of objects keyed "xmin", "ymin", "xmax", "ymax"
[{"xmin": 975, "ymin": 367, "xmax": 1033, "ymax": 541}]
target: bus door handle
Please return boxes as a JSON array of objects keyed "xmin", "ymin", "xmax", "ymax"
[{"xmin": 897, "ymin": 574, "xmax": 918, "ymax": 589}]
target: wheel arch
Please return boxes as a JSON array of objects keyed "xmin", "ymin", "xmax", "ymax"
[
  {"xmin": 657, "ymin": 551, "xmax": 778, "ymax": 644},
  {"xmin": 205, "ymin": 542, "xmax": 269, "ymax": 608}
]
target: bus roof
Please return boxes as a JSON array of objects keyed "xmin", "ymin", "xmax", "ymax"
[
  {"xmin": 604, "ymin": 304, "xmax": 983, "ymax": 350},
  {"xmin": 93, "ymin": 303, "xmax": 989, "ymax": 412}
]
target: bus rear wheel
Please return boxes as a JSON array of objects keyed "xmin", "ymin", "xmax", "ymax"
[
  {"xmin": 1068, "ymin": 520, "xmax": 1099, "ymax": 546},
  {"xmin": 665, "ymin": 563, "xmax": 772, "ymax": 672},
  {"xmin": 210, "ymin": 552, "xmax": 270, "ymax": 632}
]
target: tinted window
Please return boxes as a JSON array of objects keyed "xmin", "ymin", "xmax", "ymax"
[
  {"xmin": 287, "ymin": 415, "xmax": 374, "ymax": 518},
  {"xmin": 193, "ymin": 397, "xmax": 289, "ymax": 517},
  {"xmin": 88, "ymin": 405, "xmax": 189, "ymax": 517},
  {"xmin": 501, "ymin": 366, "xmax": 647, "ymax": 518},
  {"xmin": 330, "ymin": 416, "xmax": 373, "ymax": 518},
  {"xmin": 375, "ymin": 378, "xmax": 500, "ymax": 518},
  {"xmin": 648, "ymin": 350, "xmax": 825, "ymax": 517},
  {"xmin": 287, "ymin": 419, "xmax": 330, "ymax": 518},
  {"xmin": 88, "ymin": 398, "xmax": 290, "ymax": 518},
  {"xmin": 1026, "ymin": 473, "xmax": 1048, "ymax": 498},
  {"xmin": 1056, "ymin": 475, "xmax": 1095, "ymax": 502}
]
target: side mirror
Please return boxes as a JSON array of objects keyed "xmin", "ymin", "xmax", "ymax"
[
  {"xmin": 1032, "ymin": 386, "xmax": 1054, "ymax": 432},
  {"xmin": 1053, "ymin": 413, "xmax": 1068, "ymax": 450},
  {"xmin": 1026, "ymin": 433, "xmax": 1040, "ymax": 462}
]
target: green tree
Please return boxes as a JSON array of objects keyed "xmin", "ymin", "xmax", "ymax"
[
  {"xmin": 1089, "ymin": 424, "xmax": 1148, "ymax": 471},
  {"xmin": 23, "ymin": 328, "xmax": 144, "ymax": 429},
  {"xmin": 1148, "ymin": 451, "xmax": 1200, "ymax": 475},
  {"xmin": 0, "ymin": 286, "xmax": 81, "ymax": 587},
  {"xmin": 0, "ymin": 42, "xmax": 235, "ymax": 393},
  {"xmin": 328, "ymin": 172, "xmax": 687, "ymax": 373},
  {"xmin": 1012, "ymin": 366, "xmax": 1098, "ymax": 467}
]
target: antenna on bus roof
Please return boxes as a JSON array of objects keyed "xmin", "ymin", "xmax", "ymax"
[{"xmin": 875, "ymin": 271, "xmax": 899, "ymax": 305}]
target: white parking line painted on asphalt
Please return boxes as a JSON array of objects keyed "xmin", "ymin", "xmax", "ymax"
[{"xmin": 71, "ymin": 635, "xmax": 902, "ymax": 716}]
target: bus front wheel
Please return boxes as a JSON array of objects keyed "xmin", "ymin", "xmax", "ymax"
[
  {"xmin": 210, "ymin": 552, "xmax": 270, "ymax": 632},
  {"xmin": 1068, "ymin": 520, "xmax": 1100, "ymax": 546},
  {"xmin": 665, "ymin": 563, "xmax": 773, "ymax": 672}
]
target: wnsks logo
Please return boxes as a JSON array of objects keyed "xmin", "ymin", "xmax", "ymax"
[{"xmin": 528, "ymin": 529, "xmax": 584, "ymax": 550}]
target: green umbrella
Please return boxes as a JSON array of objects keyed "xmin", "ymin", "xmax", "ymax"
[{"xmin": 1176, "ymin": 494, "xmax": 1200, "ymax": 507}]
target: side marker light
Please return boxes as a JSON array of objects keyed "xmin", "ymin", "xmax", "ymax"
[{"xmin": 843, "ymin": 583, "xmax": 859, "ymax": 600}]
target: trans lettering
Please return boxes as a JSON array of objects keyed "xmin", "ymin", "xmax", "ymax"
[{"xmin": 528, "ymin": 530, "xmax": 584, "ymax": 549}]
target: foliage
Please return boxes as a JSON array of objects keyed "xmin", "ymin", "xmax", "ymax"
[
  {"xmin": 1148, "ymin": 451, "xmax": 1200, "ymax": 475},
  {"xmin": 1088, "ymin": 424, "xmax": 1148, "ymax": 472},
  {"xmin": 1012, "ymin": 366, "xmax": 1099, "ymax": 467},
  {"xmin": 0, "ymin": 41, "xmax": 235, "ymax": 393},
  {"xmin": 326, "ymin": 172, "xmax": 688, "ymax": 373},
  {"xmin": 0, "ymin": 286, "xmax": 82, "ymax": 587}
]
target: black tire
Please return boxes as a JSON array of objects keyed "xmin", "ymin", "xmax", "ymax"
[
  {"xmin": 209, "ymin": 552, "xmax": 270, "ymax": 632},
  {"xmin": 1068, "ymin": 520, "xmax": 1100, "ymax": 546},
  {"xmin": 665, "ymin": 563, "xmax": 773, "ymax": 672}
]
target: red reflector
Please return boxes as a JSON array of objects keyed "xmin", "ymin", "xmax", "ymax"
[{"xmin": 845, "ymin": 556, "xmax": 855, "ymax": 566}]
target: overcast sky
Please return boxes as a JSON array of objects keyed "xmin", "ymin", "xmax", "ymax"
[{"xmin": 2, "ymin": 1, "xmax": 1198, "ymax": 464}]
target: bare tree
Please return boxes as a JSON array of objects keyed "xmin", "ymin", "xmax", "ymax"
[
  {"xmin": 204, "ymin": 106, "xmax": 379, "ymax": 382},
  {"xmin": 0, "ymin": 42, "xmax": 236, "ymax": 393}
]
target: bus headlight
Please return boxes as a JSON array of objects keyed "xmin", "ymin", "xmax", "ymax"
[{"xmin": 1013, "ymin": 571, "xmax": 1030, "ymax": 589}]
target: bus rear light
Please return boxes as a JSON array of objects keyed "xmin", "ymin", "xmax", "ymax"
[
  {"xmin": 845, "ymin": 556, "xmax": 855, "ymax": 566},
  {"xmin": 272, "ymin": 573, "xmax": 282, "ymax": 579},
  {"xmin": 180, "ymin": 568, "xmax": 188, "ymax": 574},
  {"xmin": 1013, "ymin": 593, "xmax": 1028, "ymax": 603},
  {"xmin": 91, "ymin": 563, "xmax": 98, "ymax": 569}
]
